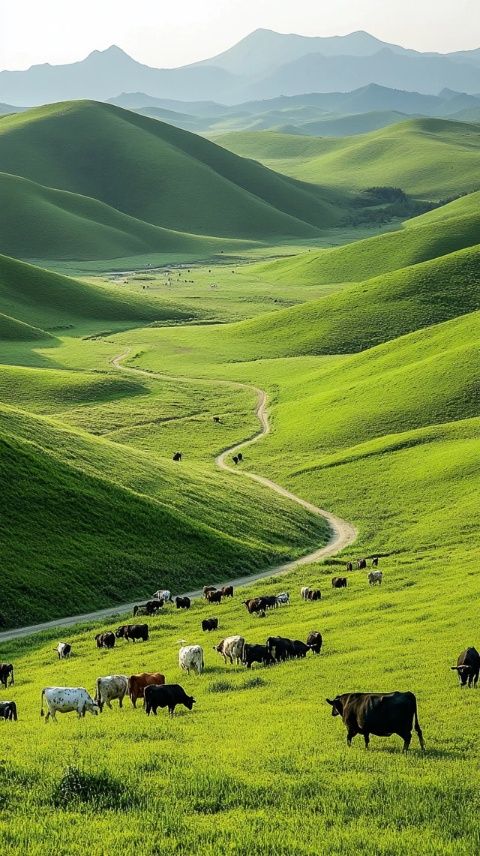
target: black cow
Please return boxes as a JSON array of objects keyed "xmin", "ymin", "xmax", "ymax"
[
  {"xmin": 202, "ymin": 618, "xmax": 218, "ymax": 632},
  {"xmin": 326, "ymin": 691, "xmax": 425, "ymax": 752},
  {"xmin": 213, "ymin": 416, "xmax": 221, "ymax": 423},
  {"xmin": 266, "ymin": 636, "xmax": 294, "ymax": 662},
  {"xmin": 134, "ymin": 599, "xmax": 163, "ymax": 617},
  {"xmin": 173, "ymin": 452, "xmax": 182, "ymax": 462},
  {"xmin": 176, "ymin": 596, "xmax": 191, "ymax": 610},
  {"xmin": 308, "ymin": 589, "xmax": 321, "ymax": 601},
  {"xmin": 451, "ymin": 647, "xmax": 480, "ymax": 687},
  {"xmin": 0, "ymin": 664, "xmax": 14, "ymax": 688},
  {"xmin": 206, "ymin": 590, "xmax": 222, "ymax": 604},
  {"xmin": 0, "ymin": 701, "xmax": 17, "ymax": 721},
  {"xmin": 372, "ymin": 556, "xmax": 379, "ymax": 568},
  {"xmin": 144, "ymin": 684, "xmax": 196, "ymax": 717},
  {"xmin": 346, "ymin": 562, "xmax": 353, "ymax": 572},
  {"xmin": 306, "ymin": 631, "xmax": 323, "ymax": 654},
  {"xmin": 232, "ymin": 456, "xmax": 239, "ymax": 465},
  {"xmin": 357, "ymin": 558, "xmax": 367, "ymax": 570},
  {"xmin": 242, "ymin": 643, "xmax": 273, "ymax": 669},
  {"xmin": 262, "ymin": 595, "xmax": 278, "ymax": 610},
  {"xmin": 292, "ymin": 640, "xmax": 310, "ymax": 658},
  {"xmin": 332, "ymin": 577, "xmax": 347, "ymax": 589},
  {"xmin": 221, "ymin": 585, "xmax": 234, "ymax": 598},
  {"xmin": 115, "ymin": 624, "xmax": 149, "ymax": 642},
  {"xmin": 95, "ymin": 632, "xmax": 115, "ymax": 649},
  {"xmin": 237, "ymin": 453, "xmax": 243, "ymax": 462}
]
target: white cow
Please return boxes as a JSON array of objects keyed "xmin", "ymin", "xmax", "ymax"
[
  {"xmin": 179, "ymin": 645, "xmax": 204, "ymax": 675},
  {"xmin": 56, "ymin": 642, "xmax": 72, "ymax": 660},
  {"xmin": 275, "ymin": 592, "xmax": 290, "ymax": 606},
  {"xmin": 153, "ymin": 590, "xmax": 173, "ymax": 603},
  {"xmin": 94, "ymin": 675, "xmax": 128, "ymax": 712},
  {"xmin": 213, "ymin": 636, "xmax": 245, "ymax": 665},
  {"xmin": 40, "ymin": 687, "xmax": 99, "ymax": 721},
  {"xmin": 368, "ymin": 571, "xmax": 383, "ymax": 586}
]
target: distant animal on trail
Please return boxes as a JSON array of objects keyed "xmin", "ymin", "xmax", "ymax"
[
  {"xmin": 95, "ymin": 632, "xmax": 115, "ymax": 649},
  {"xmin": 0, "ymin": 701, "xmax": 17, "ymax": 721},
  {"xmin": 220, "ymin": 585, "xmax": 234, "ymax": 598},
  {"xmin": 115, "ymin": 624, "xmax": 149, "ymax": 642},
  {"xmin": 144, "ymin": 684, "xmax": 196, "ymax": 717},
  {"xmin": 306, "ymin": 631, "xmax": 323, "ymax": 654},
  {"xmin": 372, "ymin": 556, "xmax": 379, "ymax": 567},
  {"xmin": 346, "ymin": 562, "xmax": 353, "ymax": 572},
  {"xmin": 132, "ymin": 605, "xmax": 149, "ymax": 617},
  {"xmin": 134, "ymin": 599, "xmax": 164, "ymax": 617},
  {"xmin": 307, "ymin": 589, "xmax": 321, "ymax": 601},
  {"xmin": 275, "ymin": 592, "xmax": 290, "ymax": 606},
  {"xmin": 203, "ymin": 586, "xmax": 217, "ymax": 599},
  {"xmin": 40, "ymin": 687, "xmax": 99, "ymax": 721},
  {"xmin": 206, "ymin": 589, "xmax": 222, "ymax": 604},
  {"xmin": 242, "ymin": 643, "xmax": 274, "ymax": 669},
  {"xmin": 357, "ymin": 558, "xmax": 367, "ymax": 570},
  {"xmin": 237, "ymin": 453, "xmax": 243, "ymax": 462},
  {"xmin": 451, "ymin": 647, "xmax": 480, "ymax": 688},
  {"xmin": 153, "ymin": 589, "xmax": 173, "ymax": 603},
  {"xmin": 213, "ymin": 416, "xmax": 221, "ymax": 423},
  {"xmin": 179, "ymin": 645, "xmax": 204, "ymax": 675},
  {"xmin": 56, "ymin": 642, "xmax": 72, "ymax": 660},
  {"xmin": 243, "ymin": 597, "xmax": 266, "ymax": 617},
  {"xmin": 173, "ymin": 452, "xmax": 182, "ymax": 461},
  {"xmin": 128, "ymin": 673, "xmax": 166, "ymax": 708},
  {"xmin": 176, "ymin": 596, "xmax": 191, "ymax": 610},
  {"xmin": 368, "ymin": 571, "xmax": 383, "ymax": 586},
  {"xmin": 332, "ymin": 577, "xmax": 347, "ymax": 589},
  {"xmin": 0, "ymin": 664, "xmax": 14, "ymax": 688},
  {"xmin": 214, "ymin": 636, "xmax": 245, "ymax": 665},
  {"xmin": 202, "ymin": 618, "xmax": 218, "ymax": 632},
  {"xmin": 326, "ymin": 691, "xmax": 425, "ymax": 752},
  {"xmin": 232, "ymin": 455, "xmax": 239, "ymax": 465},
  {"xmin": 95, "ymin": 675, "xmax": 128, "ymax": 711}
]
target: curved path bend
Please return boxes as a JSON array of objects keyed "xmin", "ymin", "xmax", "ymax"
[{"xmin": 0, "ymin": 351, "xmax": 356, "ymax": 644}]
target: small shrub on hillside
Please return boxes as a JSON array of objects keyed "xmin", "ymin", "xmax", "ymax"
[
  {"xmin": 242, "ymin": 676, "xmax": 266, "ymax": 690},
  {"xmin": 208, "ymin": 680, "xmax": 234, "ymax": 693},
  {"xmin": 51, "ymin": 765, "xmax": 136, "ymax": 810}
]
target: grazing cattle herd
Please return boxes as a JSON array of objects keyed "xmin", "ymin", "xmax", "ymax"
[{"xmin": 0, "ymin": 555, "xmax": 472, "ymax": 752}]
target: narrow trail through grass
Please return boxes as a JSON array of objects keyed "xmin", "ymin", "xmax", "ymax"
[{"xmin": 0, "ymin": 348, "xmax": 356, "ymax": 643}]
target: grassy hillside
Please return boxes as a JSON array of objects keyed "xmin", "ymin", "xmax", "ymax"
[
  {"xmin": 216, "ymin": 118, "xmax": 480, "ymax": 198},
  {"xmin": 0, "ymin": 311, "xmax": 51, "ymax": 341},
  {"xmin": 256, "ymin": 190, "xmax": 480, "ymax": 285},
  {"xmin": 0, "ymin": 101, "xmax": 348, "ymax": 238}
]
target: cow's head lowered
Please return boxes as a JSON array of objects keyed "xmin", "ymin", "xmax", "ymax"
[{"xmin": 326, "ymin": 697, "xmax": 344, "ymax": 717}]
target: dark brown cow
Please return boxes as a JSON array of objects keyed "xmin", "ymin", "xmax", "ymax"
[
  {"xmin": 115, "ymin": 624, "xmax": 149, "ymax": 642},
  {"xmin": 326, "ymin": 692, "xmax": 425, "ymax": 752},
  {"xmin": 332, "ymin": 577, "xmax": 347, "ymax": 589},
  {"xmin": 128, "ymin": 673, "xmax": 166, "ymax": 708},
  {"xmin": 306, "ymin": 631, "xmax": 322, "ymax": 654},
  {"xmin": 307, "ymin": 589, "xmax": 321, "ymax": 601},
  {"xmin": 203, "ymin": 586, "xmax": 217, "ymax": 599},
  {"xmin": 451, "ymin": 647, "xmax": 480, "ymax": 687},
  {"xmin": 206, "ymin": 590, "xmax": 222, "ymax": 604},
  {"xmin": 95, "ymin": 632, "xmax": 115, "ymax": 649},
  {"xmin": 221, "ymin": 585, "xmax": 234, "ymax": 598},
  {"xmin": 0, "ymin": 664, "xmax": 14, "ymax": 688},
  {"xmin": 243, "ymin": 597, "xmax": 266, "ymax": 616}
]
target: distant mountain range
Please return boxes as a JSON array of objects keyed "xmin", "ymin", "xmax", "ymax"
[{"xmin": 2, "ymin": 29, "xmax": 480, "ymax": 107}]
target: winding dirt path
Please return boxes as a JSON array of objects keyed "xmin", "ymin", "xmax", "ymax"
[{"xmin": 0, "ymin": 350, "xmax": 356, "ymax": 645}]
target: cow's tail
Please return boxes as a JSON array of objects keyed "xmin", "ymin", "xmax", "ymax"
[
  {"xmin": 413, "ymin": 695, "xmax": 425, "ymax": 750},
  {"xmin": 11, "ymin": 701, "xmax": 17, "ymax": 722},
  {"xmin": 40, "ymin": 688, "xmax": 45, "ymax": 717}
]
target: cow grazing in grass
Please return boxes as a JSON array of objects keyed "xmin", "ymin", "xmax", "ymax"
[
  {"xmin": 306, "ymin": 631, "xmax": 323, "ymax": 654},
  {"xmin": 372, "ymin": 556, "xmax": 380, "ymax": 567},
  {"xmin": 134, "ymin": 600, "xmax": 163, "ymax": 617},
  {"xmin": 232, "ymin": 455, "xmax": 239, "ymax": 465},
  {"xmin": 56, "ymin": 642, "xmax": 71, "ymax": 660},
  {"xmin": 153, "ymin": 589, "xmax": 173, "ymax": 603},
  {"xmin": 357, "ymin": 558, "xmax": 367, "ymax": 570},
  {"xmin": 95, "ymin": 675, "xmax": 128, "ymax": 711},
  {"xmin": 332, "ymin": 577, "xmax": 347, "ymax": 589},
  {"xmin": 176, "ymin": 596, "xmax": 191, "ymax": 610},
  {"xmin": 307, "ymin": 589, "xmax": 321, "ymax": 601},
  {"xmin": 213, "ymin": 416, "xmax": 221, "ymax": 423},
  {"xmin": 95, "ymin": 632, "xmax": 115, "ymax": 649},
  {"xmin": 0, "ymin": 701, "xmax": 17, "ymax": 721},
  {"xmin": 266, "ymin": 636, "xmax": 294, "ymax": 663},
  {"xmin": 237, "ymin": 453, "xmax": 243, "ymax": 462},
  {"xmin": 368, "ymin": 571, "xmax": 383, "ymax": 586},
  {"xmin": 214, "ymin": 636, "xmax": 245, "ymax": 665},
  {"xmin": 275, "ymin": 592, "xmax": 290, "ymax": 606},
  {"xmin": 203, "ymin": 586, "xmax": 217, "ymax": 599},
  {"xmin": 221, "ymin": 585, "xmax": 234, "ymax": 598},
  {"xmin": 301, "ymin": 587, "xmax": 311, "ymax": 600},
  {"xmin": 40, "ymin": 687, "xmax": 99, "ymax": 721},
  {"xmin": 243, "ymin": 598, "xmax": 266, "ymax": 617},
  {"xmin": 179, "ymin": 645, "xmax": 204, "ymax": 675},
  {"xmin": 144, "ymin": 684, "xmax": 195, "ymax": 717},
  {"xmin": 128, "ymin": 673, "xmax": 166, "ymax": 708},
  {"xmin": 202, "ymin": 618, "xmax": 218, "ymax": 632},
  {"xmin": 346, "ymin": 562, "xmax": 353, "ymax": 572},
  {"xmin": 173, "ymin": 452, "xmax": 182, "ymax": 461},
  {"xmin": 242, "ymin": 643, "xmax": 273, "ymax": 669},
  {"xmin": 326, "ymin": 691, "xmax": 425, "ymax": 752},
  {"xmin": 292, "ymin": 640, "xmax": 310, "ymax": 658},
  {"xmin": 0, "ymin": 664, "xmax": 14, "ymax": 688},
  {"xmin": 115, "ymin": 624, "xmax": 149, "ymax": 642},
  {"xmin": 206, "ymin": 590, "xmax": 222, "ymax": 604},
  {"xmin": 451, "ymin": 648, "xmax": 480, "ymax": 687}
]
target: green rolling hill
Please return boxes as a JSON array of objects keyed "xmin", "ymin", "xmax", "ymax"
[{"xmin": 216, "ymin": 117, "xmax": 480, "ymax": 198}]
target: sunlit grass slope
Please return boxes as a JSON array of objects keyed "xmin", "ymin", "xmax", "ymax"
[
  {"xmin": 0, "ymin": 101, "xmax": 348, "ymax": 238},
  {"xmin": 216, "ymin": 118, "xmax": 480, "ymax": 198}
]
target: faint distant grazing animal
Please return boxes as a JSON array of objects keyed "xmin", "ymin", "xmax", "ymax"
[
  {"xmin": 203, "ymin": 586, "xmax": 217, "ymax": 599},
  {"xmin": 332, "ymin": 577, "xmax": 347, "ymax": 589},
  {"xmin": 153, "ymin": 589, "xmax": 173, "ymax": 603},
  {"xmin": 243, "ymin": 597, "xmax": 266, "ymax": 617},
  {"xmin": 133, "ymin": 599, "xmax": 163, "ymax": 617},
  {"xmin": 56, "ymin": 643, "xmax": 71, "ymax": 660},
  {"xmin": 306, "ymin": 631, "xmax": 322, "ymax": 654},
  {"xmin": 144, "ymin": 684, "xmax": 195, "ymax": 717},
  {"xmin": 451, "ymin": 647, "xmax": 480, "ymax": 688},
  {"xmin": 232, "ymin": 456, "xmax": 239, "ymax": 465},
  {"xmin": 346, "ymin": 562, "xmax": 353, "ymax": 572},
  {"xmin": 179, "ymin": 645, "xmax": 204, "ymax": 675},
  {"xmin": 326, "ymin": 691, "xmax": 425, "ymax": 752},
  {"xmin": 115, "ymin": 624, "xmax": 149, "ymax": 642},
  {"xmin": 357, "ymin": 558, "xmax": 367, "ymax": 570},
  {"xmin": 176, "ymin": 596, "xmax": 191, "ymax": 610},
  {"xmin": 173, "ymin": 452, "xmax": 182, "ymax": 462},
  {"xmin": 372, "ymin": 556, "xmax": 379, "ymax": 568},
  {"xmin": 213, "ymin": 416, "xmax": 221, "ymax": 423},
  {"xmin": 275, "ymin": 592, "xmax": 290, "ymax": 606},
  {"xmin": 95, "ymin": 675, "xmax": 128, "ymax": 711},
  {"xmin": 242, "ymin": 643, "xmax": 274, "ymax": 669},
  {"xmin": 133, "ymin": 605, "xmax": 149, "ymax": 617},
  {"xmin": 214, "ymin": 636, "xmax": 245, "ymax": 665},
  {"xmin": 202, "ymin": 618, "xmax": 218, "ymax": 632},
  {"xmin": 95, "ymin": 632, "xmax": 115, "ymax": 649},
  {"xmin": 128, "ymin": 673, "xmax": 166, "ymax": 708},
  {"xmin": 206, "ymin": 590, "xmax": 222, "ymax": 604},
  {"xmin": 301, "ymin": 587, "xmax": 311, "ymax": 600},
  {"xmin": 0, "ymin": 701, "xmax": 17, "ymax": 721},
  {"xmin": 368, "ymin": 571, "xmax": 383, "ymax": 586},
  {"xmin": 40, "ymin": 687, "xmax": 99, "ymax": 721},
  {"xmin": 221, "ymin": 585, "xmax": 234, "ymax": 598},
  {"xmin": 307, "ymin": 589, "xmax": 321, "ymax": 601},
  {"xmin": 0, "ymin": 664, "xmax": 14, "ymax": 688},
  {"xmin": 237, "ymin": 453, "xmax": 243, "ymax": 462}
]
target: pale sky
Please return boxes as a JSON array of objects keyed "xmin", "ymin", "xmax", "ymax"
[{"xmin": 1, "ymin": 0, "xmax": 479, "ymax": 71}]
